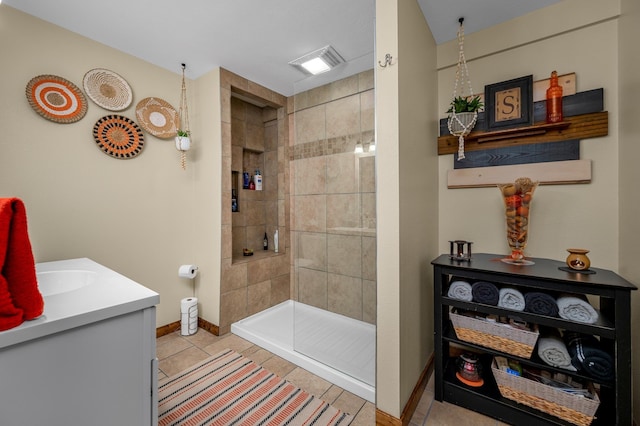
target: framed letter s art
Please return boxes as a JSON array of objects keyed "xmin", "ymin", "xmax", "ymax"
[{"xmin": 485, "ymin": 75, "xmax": 533, "ymax": 131}]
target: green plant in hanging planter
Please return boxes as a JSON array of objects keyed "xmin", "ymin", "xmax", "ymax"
[
  {"xmin": 447, "ymin": 95, "xmax": 484, "ymax": 114},
  {"xmin": 177, "ymin": 129, "xmax": 190, "ymax": 137}
]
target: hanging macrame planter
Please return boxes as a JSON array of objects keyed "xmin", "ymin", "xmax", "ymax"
[
  {"xmin": 176, "ymin": 63, "xmax": 191, "ymax": 170},
  {"xmin": 447, "ymin": 18, "xmax": 480, "ymax": 161}
]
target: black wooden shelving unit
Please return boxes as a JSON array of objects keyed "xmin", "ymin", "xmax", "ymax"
[{"xmin": 432, "ymin": 253, "xmax": 637, "ymax": 425}]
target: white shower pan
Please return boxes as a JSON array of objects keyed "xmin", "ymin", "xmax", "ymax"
[{"xmin": 231, "ymin": 300, "xmax": 375, "ymax": 403}]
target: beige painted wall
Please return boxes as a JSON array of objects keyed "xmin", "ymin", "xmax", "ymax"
[
  {"xmin": 437, "ymin": 0, "xmax": 620, "ymax": 269},
  {"xmin": 375, "ymin": 0, "xmax": 402, "ymax": 415},
  {"xmin": 375, "ymin": 0, "xmax": 438, "ymax": 417},
  {"xmin": 0, "ymin": 5, "xmax": 222, "ymax": 327},
  {"xmin": 618, "ymin": 0, "xmax": 640, "ymax": 422},
  {"xmin": 436, "ymin": 0, "xmax": 640, "ymax": 419}
]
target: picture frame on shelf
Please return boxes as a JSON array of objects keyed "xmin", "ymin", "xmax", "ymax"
[{"xmin": 485, "ymin": 75, "xmax": 533, "ymax": 130}]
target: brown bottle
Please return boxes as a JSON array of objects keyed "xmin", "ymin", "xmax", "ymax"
[{"xmin": 546, "ymin": 71, "xmax": 563, "ymax": 123}]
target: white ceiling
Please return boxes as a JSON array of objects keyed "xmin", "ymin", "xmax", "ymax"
[{"xmin": 3, "ymin": 0, "xmax": 562, "ymax": 96}]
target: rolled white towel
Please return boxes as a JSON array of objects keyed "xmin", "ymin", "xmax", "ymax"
[
  {"xmin": 447, "ymin": 280, "xmax": 472, "ymax": 301},
  {"xmin": 498, "ymin": 287, "xmax": 525, "ymax": 311},
  {"xmin": 537, "ymin": 334, "xmax": 577, "ymax": 371},
  {"xmin": 557, "ymin": 294, "xmax": 599, "ymax": 324}
]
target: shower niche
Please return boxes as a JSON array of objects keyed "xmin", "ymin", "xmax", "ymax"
[{"xmin": 230, "ymin": 92, "xmax": 281, "ymax": 262}]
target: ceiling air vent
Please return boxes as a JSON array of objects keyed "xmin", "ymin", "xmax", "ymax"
[{"xmin": 289, "ymin": 45, "xmax": 345, "ymax": 76}]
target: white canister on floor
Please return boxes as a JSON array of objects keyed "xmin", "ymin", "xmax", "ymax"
[{"xmin": 181, "ymin": 297, "xmax": 198, "ymax": 335}]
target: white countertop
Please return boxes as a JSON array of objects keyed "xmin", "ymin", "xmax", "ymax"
[{"xmin": 0, "ymin": 258, "xmax": 160, "ymax": 349}]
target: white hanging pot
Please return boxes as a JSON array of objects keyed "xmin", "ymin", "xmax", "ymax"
[
  {"xmin": 448, "ymin": 111, "xmax": 477, "ymax": 136},
  {"xmin": 175, "ymin": 136, "xmax": 191, "ymax": 151},
  {"xmin": 447, "ymin": 111, "xmax": 477, "ymax": 161}
]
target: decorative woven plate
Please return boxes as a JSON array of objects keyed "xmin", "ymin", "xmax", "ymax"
[
  {"xmin": 83, "ymin": 68, "xmax": 133, "ymax": 111},
  {"xmin": 25, "ymin": 75, "xmax": 88, "ymax": 123},
  {"xmin": 135, "ymin": 97, "xmax": 179, "ymax": 138},
  {"xmin": 92, "ymin": 115, "xmax": 144, "ymax": 159}
]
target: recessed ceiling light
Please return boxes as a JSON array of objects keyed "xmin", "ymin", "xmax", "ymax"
[{"xmin": 289, "ymin": 45, "xmax": 345, "ymax": 76}]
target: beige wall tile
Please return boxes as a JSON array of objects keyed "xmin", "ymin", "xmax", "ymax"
[
  {"xmin": 245, "ymin": 122, "xmax": 265, "ymax": 151},
  {"xmin": 221, "ymin": 87, "xmax": 231, "ymax": 124},
  {"xmin": 247, "ymin": 225, "xmax": 266, "ymax": 252},
  {"xmin": 219, "ymin": 287, "xmax": 247, "ymax": 327},
  {"xmin": 248, "ymin": 280, "xmax": 271, "ymax": 315},
  {"xmin": 361, "ymin": 236, "xmax": 377, "ymax": 281},
  {"xmin": 232, "ymin": 225, "xmax": 246, "ymax": 257},
  {"xmin": 328, "ymin": 273, "xmax": 362, "ymax": 320},
  {"xmin": 221, "ymin": 261, "xmax": 247, "ymax": 293},
  {"xmin": 231, "ymin": 145, "xmax": 243, "ymax": 172},
  {"xmin": 247, "ymin": 257, "xmax": 274, "ymax": 284},
  {"xmin": 360, "ymin": 89, "xmax": 375, "ymax": 132},
  {"xmin": 362, "ymin": 279, "xmax": 376, "ymax": 325},
  {"xmin": 264, "ymin": 199, "xmax": 278, "ymax": 227},
  {"xmin": 296, "ymin": 232, "xmax": 327, "ymax": 271},
  {"xmin": 221, "ymin": 224, "xmax": 232, "ymax": 260},
  {"xmin": 231, "ymin": 121, "xmax": 246, "ymax": 150},
  {"xmin": 359, "ymin": 155, "xmax": 376, "ymax": 193},
  {"xmin": 263, "ymin": 107, "xmax": 277, "ymax": 122},
  {"xmin": 245, "ymin": 102, "xmax": 263, "ymax": 125},
  {"xmin": 325, "ymin": 95, "xmax": 360, "ymax": 139},
  {"xmin": 327, "ymin": 194, "xmax": 361, "ymax": 230},
  {"xmin": 272, "ymin": 254, "xmax": 290, "ymax": 277},
  {"xmin": 291, "ymin": 195, "xmax": 326, "ymax": 232},
  {"xmin": 221, "ymin": 122, "xmax": 232, "ymax": 157},
  {"xmin": 330, "ymin": 74, "xmax": 359, "ymax": 101},
  {"xmin": 264, "ymin": 150, "xmax": 278, "ymax": 177},
  {"xmin": 245, "ymin": 200, "xmax": 266, "ymax": 226},
  {"xmin": 326, "ymin": 152, "xmax": 357, "ymax": 194},
  {"xmin": 264, "ymin": 120, "xmax": 278, "ymax": 151},
  {"xmin": 297, "ymin": 267, "xmax": 328, "ymax": 310},
  {"xmin": 327, "ymin": 234, "xmax": 362, "ymax": 278},
  {"xmin": 231, "ymin": 96, "xmax": 245, "ymax": 120},
  {"xmin": 271, "ymin": 274, "xmax": 290, "ymax": 306},
  {"xmin": 307, "ymin": 85, "xmax": 332, "ymax": 109},
  {"xmin": 294, "ymin": 105, "xmax": 326, "ymax": 145},
  {"xmin": 358, "ymin": 70, "xmax": 374, "ymax": 92},
  {"xmin": 293, "ymin": 156, "xmax": 326, "ymax": 195},
  {"xmin": 361, "ymin": 193, "xmax": 376, "ymax": 230}
]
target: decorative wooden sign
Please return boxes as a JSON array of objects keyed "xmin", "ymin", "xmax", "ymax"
[{"xmin": 447, "ymin": 159, "xmax": 591, "ymax": 188}]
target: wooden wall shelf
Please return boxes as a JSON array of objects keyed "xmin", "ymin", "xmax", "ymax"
[{"xmin": 437, "ymin": 111, "xmax": 608, "ymax": 155}]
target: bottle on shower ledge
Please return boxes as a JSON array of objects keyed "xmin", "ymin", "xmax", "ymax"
[
  {"xmin": 263, "ymin": 232, "xmax": 268, "ymax": 250},
  {"xmin": 274, "ymin": 229, "xmax": 279, "ymax": 253}
]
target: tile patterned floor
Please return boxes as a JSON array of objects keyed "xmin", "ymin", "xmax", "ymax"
[{"xmin": 157, "ymin": 328, "xmax": 508, "ymax": 425}]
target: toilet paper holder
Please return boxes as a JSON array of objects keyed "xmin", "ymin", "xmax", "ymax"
[{"xmin": 178, "ymin": 264, "xmax": 199, "ymax": 279}]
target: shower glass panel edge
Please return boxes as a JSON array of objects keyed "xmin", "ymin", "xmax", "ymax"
[{"xmin": 291, "ymin": 25, "xmax": 377, "ymax": 391}]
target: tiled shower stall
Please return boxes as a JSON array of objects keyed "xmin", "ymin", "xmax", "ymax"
[{"xmin": 219, "ymin": 68, "xmax": 376, "ymax": 335}]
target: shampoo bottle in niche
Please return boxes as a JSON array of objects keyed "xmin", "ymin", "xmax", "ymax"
[
  {"xmin": 263, "ymin": 232, "xmax": 268, "ymax": 250},
  {"xmin": 274, "ymin": 229, "xmax": 279, "ymax": 253},
  {"xmin": 255, "ymin": 169, "xmax": 263, "ymax": 191}
]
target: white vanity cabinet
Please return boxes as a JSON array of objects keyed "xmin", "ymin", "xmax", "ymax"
[{"xmin": 0, "ymin": 258, "xmax": 160, "ymax": 426}]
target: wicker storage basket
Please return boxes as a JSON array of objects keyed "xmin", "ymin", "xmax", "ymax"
[
  {"xmin": 450, "ymin": 310, "xmax": 539, "ymax": 358},
  {"xmin": 491, "ymin": 360, "xmax": 600, "ymax": 426}
]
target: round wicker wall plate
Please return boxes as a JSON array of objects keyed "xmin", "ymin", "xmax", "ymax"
[
  {"xmin": 93, "ymin": 115, "xmax": 144, "ymax": 159},
  {"xmin": 83, "ymin": 68, "xmax": 133, "ymax": 111},
  {"xmin": 135, "ymin": 97, "xmax": 179, "ymax": 138},
  {"xmin": 25, "ymin": 74, "xmax": 88, "ymax": 123}
]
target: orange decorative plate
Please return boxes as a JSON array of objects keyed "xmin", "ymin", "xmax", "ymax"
[
  {"xmin": 25, "ymin": 74, "xmax": 88, "ymax": 123},
  {"xmin": 93, "ymin": 115, "xmax": 144, "ymax": 159},
  {"xmin": 135, "ymin": 97, "xmax": 179, "ymax": 138}
]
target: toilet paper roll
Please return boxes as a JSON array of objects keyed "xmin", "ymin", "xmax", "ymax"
[
  {"xmin": 181, "ymin": 297, "xmax": 198, "ymax": 312},
  {"xmin": 178, "ymin": 264, "xmax": 198, "ymax": 279},
  {"xmin": 181, "ymin": 297, "xmax": 198, "ymax": 335}
]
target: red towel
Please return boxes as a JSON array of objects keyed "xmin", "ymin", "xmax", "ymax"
[{"xmin": 0, "ymin": 198, "xmax": 44, "ymax": 330}]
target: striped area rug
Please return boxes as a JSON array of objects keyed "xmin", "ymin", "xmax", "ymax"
[{"xmin": 158, "ymin": 349, "xmax": 354, "ymax": 426}]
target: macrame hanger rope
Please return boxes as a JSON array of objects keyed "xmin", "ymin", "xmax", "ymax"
[
  {"xmin": 178, "ymin": 63, "xmax": 190, "ymax": 170},
  {"xmin": 448, "ymin": 18, "xmax": 476, "ymax": 160}
]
